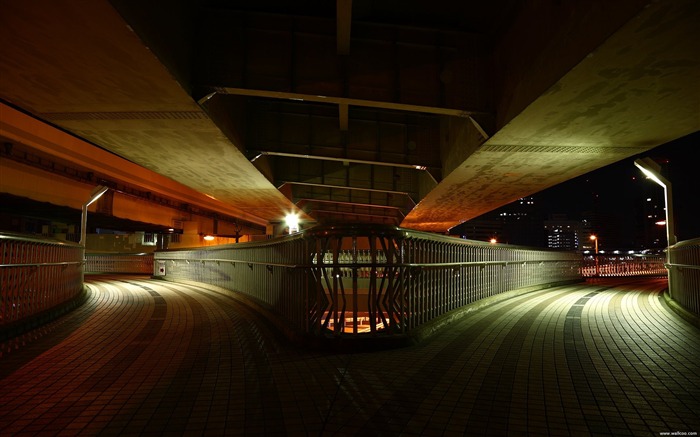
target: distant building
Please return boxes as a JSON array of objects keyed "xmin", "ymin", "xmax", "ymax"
[
  {"xmin": 452, "ymin": 196, "xmax": 545, "ymax": 246},
  {"xmin": 452, "ymin": 217, "xmax": 503, "ymax": 243},
  {"xmin": 638, "ymin": 193, "xmax": 667, "ymax": 249},
  {"xmin": 544, "ymin": 214, "xmax": 583, "ymax": 251}
]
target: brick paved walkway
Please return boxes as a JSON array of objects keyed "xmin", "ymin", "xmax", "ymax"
[{"xmin": 1, "ymin": 276, "xmax": 698, "ymax": 436}]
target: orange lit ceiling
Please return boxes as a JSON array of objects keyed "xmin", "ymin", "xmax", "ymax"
[{"xmin": 1, "ymin": 1, "xmax": 698, "ymax": 231}]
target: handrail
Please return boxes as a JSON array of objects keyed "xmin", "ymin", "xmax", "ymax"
[
  {"xmin": 180, "ymin": 258, "xmax": 301, "ymax": 268},
  {"xmin": 1, "ymin": 232, "xmax": 84, "ymax": 336},
  {"xmin": 669, "ymin": 237, "xmax": 700, "ymax": 250},
  {"xmin": 0, "ymin": 231, "xmax": 82, "ymax": 247},
  {"xmin": 174, "ymin": 257, "xmax": 575, "ymax": 269},
  {"xmin": 666, "ymin": 237, "xmax": 700, "ymax": 316},
  {"xmin": 85, "ymin": 252, "xmax": 154, "ymax": 274},
  {"xmin": 155, "ymin": 224, "xmax": 582, "ymax": 342},
  {"xmin": 665, "ymin": 262, "xmax": 700, "ymax": 271},
  {"xmin": 0, "ymin": 261, "xmax": 84, "ymax": 268}
]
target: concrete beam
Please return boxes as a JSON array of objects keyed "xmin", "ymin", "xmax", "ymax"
[{"xmin": 402, "ymin": 0, "xmax": 700, "ymax": 232}]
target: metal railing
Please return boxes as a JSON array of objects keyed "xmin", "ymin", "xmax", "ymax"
[
  {"xmin": 581, "ymin": 254, "xmax": 667, "ymax": 277},
  {"xmin": 85, "ymin": 253, "xmax": 154, "ymax": 274},
  {"xmin": 668, "ymin": 238, "xmax": 700, "ymax": 316},
  {"xmin": 1, "ymin": 232, "xmax": 84, "ymax": 329},
  {"xmin": 155, "ymin": 225, "xmax": 582, "ymax": 339}
]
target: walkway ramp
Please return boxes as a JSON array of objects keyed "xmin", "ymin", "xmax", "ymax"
[{"xmin": 0, "ymin": 276, "xmax": 698, "ymax": 435}]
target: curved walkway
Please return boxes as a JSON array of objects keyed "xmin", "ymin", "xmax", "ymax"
[{"xmin": 1, "ymin": 276, "xmax": 699, "ymax": 436}]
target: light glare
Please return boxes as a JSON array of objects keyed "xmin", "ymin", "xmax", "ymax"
[{"xmin": 285, "ymin": 214, "xmax": 300, "ymax": 234}]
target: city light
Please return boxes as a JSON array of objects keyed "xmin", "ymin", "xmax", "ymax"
[
  {"xmin": 203, "ymin": 235, "xmax": 215, "ymax": 241},
  {"xmin": 489, "ymin": 238, "xmax": 497, "ymax": 244}
]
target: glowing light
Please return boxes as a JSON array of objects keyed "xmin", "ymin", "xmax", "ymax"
[
  {"xmin": 655, "ymin": 220, "xmax": 667, "ymax": 226},
  {"xmin": 285, "ymin": 214, "xmax": 300, "ymax": 234},
  {"xmin": 203, "ymin": 235, "xmax": 215, "ymax": 241},
  {"xmin": 489, "ymin": 238, "xmax": 497, "ymax": 244}
]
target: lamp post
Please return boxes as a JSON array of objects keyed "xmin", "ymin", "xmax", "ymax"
[
  {"xmin": 634, "ymin": 157, "xmax": 676, "ymax": 295},
  {"xmin": 589, "ymin": 234, "xmax": 599, "ymax": 253},
  {"xmin": 80, "ymin": 185, "xmax": 109, "ymax": 247},
  {"xmin": 590, "ymin": 234, "xmax": 599, "ymax": 276},
  {"xmin": 634, "ymin": 158, "xmax": 676, "ymax": 247}
]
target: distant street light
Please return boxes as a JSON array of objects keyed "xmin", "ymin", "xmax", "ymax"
[
  {"xmin": 589, "ymin": 234, "xmax": 599, "ymax": 253},
  {"xmin": 590, "ymin": 234, "xmax": 599, "ymax": 276},
  {"xmin": 634, "ymin": 157, "xmax": 676, "ymax": 295},
  {"xmin": 80, "ymin": 185, "xmax": 109, "ymax": 247}
]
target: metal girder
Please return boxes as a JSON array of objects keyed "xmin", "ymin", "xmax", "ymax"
[
  {"xmin": 273, "ymin": 159, "xmax": 420, "ymax": 207},
  {"xmin": 259, "ymin": 151, "xmax": 429, "ymax": 172},
  {"xmin": 211, "ymin": 87, "xmax": 486, "ymax": 118},
  {"xmin": 336, "ymin": 0, "xmax": 352, "ymax": 55},
  {"xmin": 297, "ymin": 198, "xmax": 405, "ymax": 214},
  {"xmin": 338, "ymin": 103, "xmax": 349, "ymax": 131},
  {"xmin": 296, "ymin": 198, "xmax": 404, "ymax": 225},
  {"xmin": 282, "ymin": 181, "xmax": 413, "ymax": 199}
]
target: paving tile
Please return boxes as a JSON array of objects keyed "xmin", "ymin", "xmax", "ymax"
[{"xmin": 1, "ymin": 276, "xmax": 699, "ymax": 435}]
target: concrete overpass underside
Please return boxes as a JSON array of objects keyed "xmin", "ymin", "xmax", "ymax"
[{"xmin": 1, "ymin": 0, "xmax": 698, "ymax": 233}]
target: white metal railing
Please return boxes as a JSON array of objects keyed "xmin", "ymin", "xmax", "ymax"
[
  {"xmin": 667, "ymin": 238, "xmax": 700, "ymax": 316},
  {"xmin": 85, "ymin": 253, "xmax": 154, "ymax": 274},
  {"xmin": 1, "ymin": 232, "xmax": 83, "ymax": 330},
  {"xmin": 580, "ymin": 254, "xmax": 667, "ymax": 278},
  {"xmin": 154, "ymin": 225, "xmax": 582, "ymax": 339}
]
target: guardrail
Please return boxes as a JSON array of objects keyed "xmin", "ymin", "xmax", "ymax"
[
  {"xmin": 155, "ymin": 225, "xmax": 582, "ymax": 340},
  {"xmin": 85, "ymin": 253, "xmax": 154, "ymax": 274},
  {"xmin": 667, "ymin": 238, "xmax": 700, "ymax": 316},
  {"xmin": 1, "ymin": 232, "xmax": 84, "ymax": 334},
  {"xmin": 580, "ymin": 254, "xmax": 667, "ymax": 277}
]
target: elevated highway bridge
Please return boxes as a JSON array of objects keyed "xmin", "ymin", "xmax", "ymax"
[
  {"xmin": 1, "ymin": 0, "xmax": 698, "ymax": 234},
  {"xmin": 1, "ymin": 3, "xmax": 699, "ymax": 431}
]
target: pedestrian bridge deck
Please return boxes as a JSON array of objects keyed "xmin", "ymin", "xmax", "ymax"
[{"xmin": 1, "ymin": 276, "xmax": 698, "ymax": 435}]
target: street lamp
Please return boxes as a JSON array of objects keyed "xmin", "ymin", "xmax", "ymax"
[
  {"xmin": 634, "ymin": 157, "xmax": 676, "ymax": 247},
  {"xmin": 589, "ymin": 234, "xmax": 599, "ymax": 253},
  {"xmin": 634, "ymin": 157, "xmax": 676, "ymax": 295},
  {"xmin": 80, "ymin": 185, "xmax": 109, "ymax": 247},
  {"xmin": 590, "ymin": 234, "xmax": 599, "ymax": 276}
]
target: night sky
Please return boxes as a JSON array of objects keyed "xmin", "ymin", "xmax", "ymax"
[{"xmin": 535, "ymin": 130, "xmax": 699, "ymax": 246}]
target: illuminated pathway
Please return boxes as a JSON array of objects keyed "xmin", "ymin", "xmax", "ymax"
[{"xmin": 1, "ymin": 276, "xmax": 699, "ymax": 435}]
